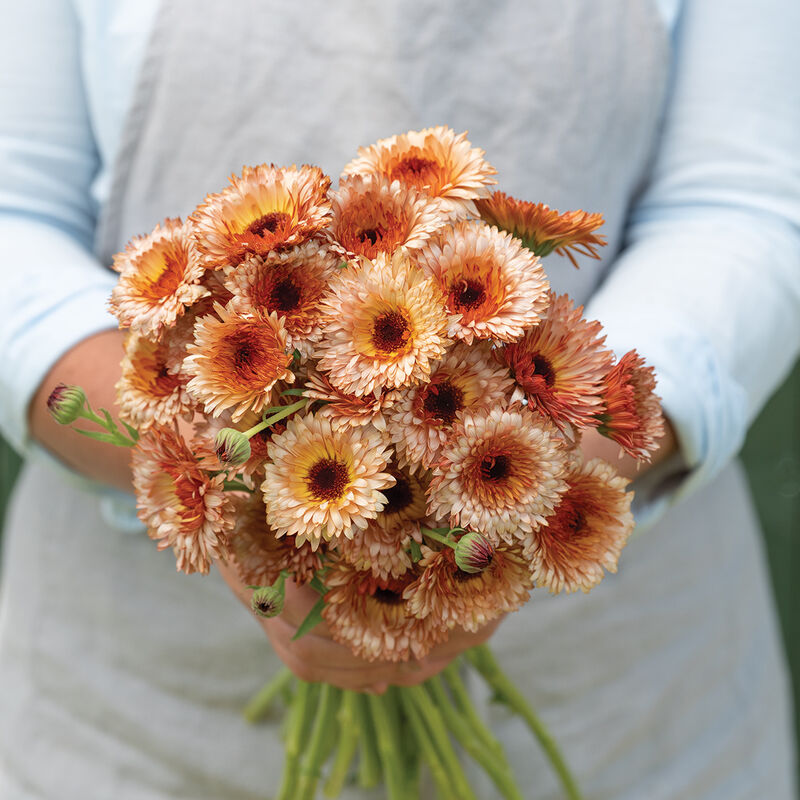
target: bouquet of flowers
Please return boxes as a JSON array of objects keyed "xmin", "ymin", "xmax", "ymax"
[{"xmin": 48, "ymin": 127, "xmax": 663, "ymax": 799}]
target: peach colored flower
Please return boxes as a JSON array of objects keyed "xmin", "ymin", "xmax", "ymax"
[{"xmin": 337, "ymin": 519, "xmax": 421, "ymax": 581}]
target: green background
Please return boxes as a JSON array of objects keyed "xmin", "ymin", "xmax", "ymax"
[{"xmin": 1, "ymin": 364, "xmax": 798, "ymax": 764}]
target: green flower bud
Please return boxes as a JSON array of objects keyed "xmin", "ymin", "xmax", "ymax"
[
  {"xmin": 46, "ymin": 384, "xmax": 86, "ymax": 425},
  {"xmin": 454, "ymin": 531, "xmax": 495, "ymax": 574},
  {"xmin": 251, "ymin": 583, "xmax": 285, "ymax": 618},
  {"xmin": 214, "ymin": 427, "xmax": 251, "ymax": 466}
]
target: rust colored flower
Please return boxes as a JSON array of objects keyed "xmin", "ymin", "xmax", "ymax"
[
  {"xmin": 404, "ymin": 539, "xmax": 532, "ymax": 632},
  {"xmin": 322, "ymin": 562, "xmax": 447, "ymax": 661},
  {"xmin": 597, "ymin": 349, "xmax": 664, "ymax": 461},
  {"xmin": 415, "ymin": 221, "xmax": 550, "ymax": 344},
  {"xmin": 427, "ymin": 405, "xmax": 569, "ymax": 544},
  {"xmin": 387, "ymin": 342, "xmax": 514, "ymax": 472},
  {"xmin": 314, "ymin": 250, "xmax": 451, "ymax": 397},
  {"xmin": 475, "ymin": 192, "xmax": 606, "ymax": 268},
  {"xmin": 117, "ymin": 333, "xmax": 194, "ymax": 432},
  {"xmin": 184, "ymin": 303, "xmax": 293, "ymax": 421},
  {"xmin": 329, "ymin": 175, "xmax": 449, "ymax": 260},
  {"xmin": 342, "ymin": 127, "xmax": 496, "ymax": 218},
  {"xmin": 228, "ymin": 493, "xmax": 321, "ymax": 587},
  {"xmin": 337, "ymin": 519, "xmax": 421, "ymax": 581},
  {"xmin": 190, "ymin": 164, "xmax": 332, "ymax": 271},
  {"xmin": 500, "ymin": 293, "xmax": 614, "ymax": 432},
  {"xmin": 262, "ymin": 414, "xmax": 395, "ymax": 549},
  {"xmin": 132, "ymin": 426, "xmax": 232, "ymax": 575},
  {"xmin": 225, "ymin": 242, "xmax": 340, "ymax": 359},
  {"xmin": 109, "ymin": 218, "xmax": 208, "ymax": 339},
  {"xmin": 526, "ymin": 458, "xmax": 634, "ymax": 593}
]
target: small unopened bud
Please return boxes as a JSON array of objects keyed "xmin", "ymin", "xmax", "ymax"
[
  {"xmin": 46, "ymin": 384, "xmax": 86, "ymax": 425},
  {"xmin": 251, "ymin": 582, "xmax": 286, "ymax": 618},
  {"xmin": 454, "ymin": 531, "xmax": 495, "ymax": 574},
  {"xmin": 214, "ymin": 427, "xmax": 251, "ymax": 466}
]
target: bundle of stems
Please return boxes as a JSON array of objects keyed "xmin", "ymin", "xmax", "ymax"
[{"xmin": 244, "ymin": 644, "xmax": 583, "ymax": 800}]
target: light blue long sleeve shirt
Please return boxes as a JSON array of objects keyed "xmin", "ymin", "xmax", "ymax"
[{"xmin": 0, "ymin": 0, "xmax": 798, "ymax": 522}]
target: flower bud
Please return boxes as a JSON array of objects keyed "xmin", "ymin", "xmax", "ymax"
[
  {"xmin": 454, "ymin": 531, "xmax": 494, "ymax": 574},
  {"xmin": 251, "ymin": 583, "xmax": 285, "ymax": 618},
  {"xmin": 214, "ymin": 427, "xmax": 251, "ymax": 466},
  {"xmin": 46, "ymin": 384, "xmax": 86, "ymax": 425}
]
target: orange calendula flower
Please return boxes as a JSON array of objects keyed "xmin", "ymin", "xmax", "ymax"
[
  {"xmin": 338, "ymin": 519, "xmax": 421, "ymax": 581},
  {"xmin": 329, "ymin": 175, "xmax": 449, "ymax": 261},
  {"xmin": 314, "ymin": 250, "xmax": 451, "ymax": 397},
  {"xmin": 228, "ymin": 493, "xmax": 321, "ymax": 587},
  {"xmin": 342, "ymin": 127, "xmax": 496, "ymax": 218},
  {"xmin": 190, "ymin": 164, "xmax": 332, "ymax": 271},
  {"xmin": 387, "ymin": 342, "xmax": 515, "ymax": 472},
  {"xmin": 225, "ymin": 241, "xmax": 340, "ymax": 359},
  {"xmin": 132, "ymin": 426, "xmax": 232, "ymax": 575},
  {"xmin": 116, "ymin": 333, "xmax": 194, "ymax": 432},
  {"xmin": 427, "ymin": 405, "xmax": 569, "ymax": 544},
  {"xmin": 262, "ymin": 414, "xmax": 395, "ymax": 549},
  {"xmin": 597, "ymin": 349, "xmax": 664, "ymax": 461},
  {"xmin": 322, "ymin": 562, "xmax": 447, "ymax": 662},
  {"xmin": 500, "ymin": 293, "xmax": 614, "ymax": 432},
  {"xmin": 526, "ymin": 458, "xmax": 633, "ymax": 594},
  {"xmin": 403, "ymin": 539, "xmax": 532, "ymax": 632},
  {"xmin": 415, "ymin": 221, "xmax": 550, "ymax": 343},
  {"xmin": 109, "ymin": 218, "xmax": 208, "ymax": 339},
  {"xmin": 475, "ymin": 192, "xmax": 606, "ymax": 268},
  {"xmin": 184, "ymin": 303, "xmax": 293, "ymax": 421}
]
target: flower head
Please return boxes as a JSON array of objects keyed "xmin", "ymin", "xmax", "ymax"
[
  {"xmin": 427, "ymin": 405, "xmax": 569, "ymax": 544},
  {"xmin": 453, "ymin": 531, "xmax": 495, "ymax": 574},
  {"xmin": 262, "ymin": 414, "xmax": 395, "ymax": 548},
  {"xmin": 475, "ymin": 192, "xmax": 606, "ymax": 267},
  {"xmin": 337, "ymin": 519, "xmax": 421, "ymax": 580},
  {"xmin": 251, "ymin": 583, "xmax": 286, "ymax": 618},
  {"xmin": 191, "ymin": 164, "xmax": 332, "ymax": 270},
  {"xmin": 47, "ymin": 384, "xmax": 86, "ymax": 425},
  {"xmin": 109, "ymin": 218, "xmax": 208, "ymax": 338},
  {"xmin": 342, "ymin": 127, "xmax": 496, "ymax": 218},
  {"xmin": 214, "ymin": 427, "xmax": 252, "ymax": 466},
  {"xmin": 526, "ymin": 458, "xmax": 634, "ymax": 593},
  {"xmin": 597, "ymin": 350, "xmax": 664, "ymax": 461},
  {"xmin": 314, "ymin": 250, "xmax": 451, "ymax": 397},
  {"xmin": 415, "ymin": 221, "xmax": 550, "ymax": 343}
]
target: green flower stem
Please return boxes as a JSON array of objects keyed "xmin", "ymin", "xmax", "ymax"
[
  {"xmin": 276, "ymin": 681, "xmax": 319, "ymax": 800},
  {"xmin": 367, "ymin": 693, "xmax": 407, "ymax": 800},
  {"xmin": 354, "ymin": 692, "xmax": 382, "ymax": 789},
  {"xmin": 244, "ymin": 399, "xmax": 308, "ymax": 439},
  {"xmin": 420, "ymin": 528, "xmax": 457, "ymax": 549},
  {"xmin": 222, "ymin": 479, "xmax": 251, "ymax": 492},
  {"xmin": 427, "ymin": 677, "xmax": 524, "ymax": 800},
  {"xmin": 297, "ymin": 684, "xmax": 340, "ymax": 800},
  {"xmin": 443, "ymin": 662, "xmax": 504, "ymax": 759},
  {"xmin": 323, "ymin": 691, "xmax": 359, "ymax": 798},
  {"xmin": 406, "ymin": 685, "xmax": 478, "ymax": 800},
  {"xmin": 399, "ymin": 689, "xmax": 458, "ymax": 800},
  {"xmin": 74, "ymin": 404, "xmax": 138, "ymax": 446},
  {"xmin": 242, "ymin": 668, "xmax": 293, "ymax": 724},
  {"xmin": 387, "ymin": 687, "xmax": 420, "ymax": 800},
  {"xmin": 466, "ymin": 645, "xmax": 584, "ymax": 800}
]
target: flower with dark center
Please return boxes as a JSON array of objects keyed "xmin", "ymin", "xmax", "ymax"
[
  {"xmin": 372, "ymin": 311, "xmax": 411, "ymax": 353},
  {"xmin": 306, "ymin": 458, "xmax": 351, "ymax": 502}
]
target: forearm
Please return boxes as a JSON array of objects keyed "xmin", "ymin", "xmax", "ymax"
[{"xmin": 28, "ymin": 328, "xmax": 133, "ymax": 492}]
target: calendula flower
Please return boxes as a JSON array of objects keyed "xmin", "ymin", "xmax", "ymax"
[
  {"xmin": 314, "ymin": 250, "xmax": 451, "ymax": 397},
  {"xmin": 132, "ymin": 426, "xmax": 231, "ymax": 575},
  {"xmin": 302, "ymin": 368, "xmax": 396, "ymax": 431},
  {"xmin": 377, "ymin": 461, "xmax": 428, "ymax": 528},
  {"xmin": 499, "ymin": 293, "xmax": 614, "ymax": 432},
  {"xmin": 184, "ymin": 303, "xmax": 293, "ymax": 421},
  {"xmin": 338, "ymin": 519, "xmax": 421, "ymax": 580},
  {"xmin": 597, "ymin": 350, "xmax": 664, "ymax": 461},
  {"xmin": 109, "ymin": 218, "xmax": 208, "ymax": 339},
  {"xmin": 228, "ymin": 493, "xmax": 321, "ymax": 587},
  {"xmin": 387, "ymin": 342, "xmax": 514, "ymax": 472},
  {"xmin": 191, "ymin": 164, "xmax": 332, "ymax": 271},
  {"xmin": 47, "ymin": 384, "xmax": 86, "ymax": 425},
  {"xmin": 262, "ymin": 414, "xmax": 395, "ymax": 549},
  {"xmin": 117, "ymin": 334, "xmax": 194, "ymax": 432},
  {"xmin": 526, "ymin": 458, "xmax": 633, "ymax": 593},
  {"xmin": 415, "ymin": 221, "xmax": 550, "ymax": 343},
  {"xmin": 322, "ymin": 562, "xmax": 447, "ymax": 661},
  {"xmin": 427, "ymin": 405, "xmax": 569, "ymax": 544},
  {"xmin": 404, "ymin": 539, "xmax": 532, "ymax": 632},
  {"xmin": 342, "ymin": 126, "xmax": 496, "ymax": 218},
  {"xmin": 225, "ymin": 241, "xmax": 340, "ymax": 359},
  {"xmin": 475, "ymin": 192, "xmax": 606, "ymax": 268},
  {"xmin": 329, "ymin": 175, "xmax": 449, "ymax": 260}
]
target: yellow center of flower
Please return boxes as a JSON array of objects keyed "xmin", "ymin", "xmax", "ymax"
[
  {"xmin": 133, "ymin": 242, "xmax": 187, "ymax": 300},
  {"xmin": 306, "ymin": 458, "xmax": 350, "ymax": 501},
  {"xmin": 371, "ymin": 310, "xmax": 411, "ymax": 354}
]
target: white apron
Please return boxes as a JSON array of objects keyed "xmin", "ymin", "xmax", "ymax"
[{"xmin": 1, "ymin": 1, "xmax": 796, "ymax": 798}]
